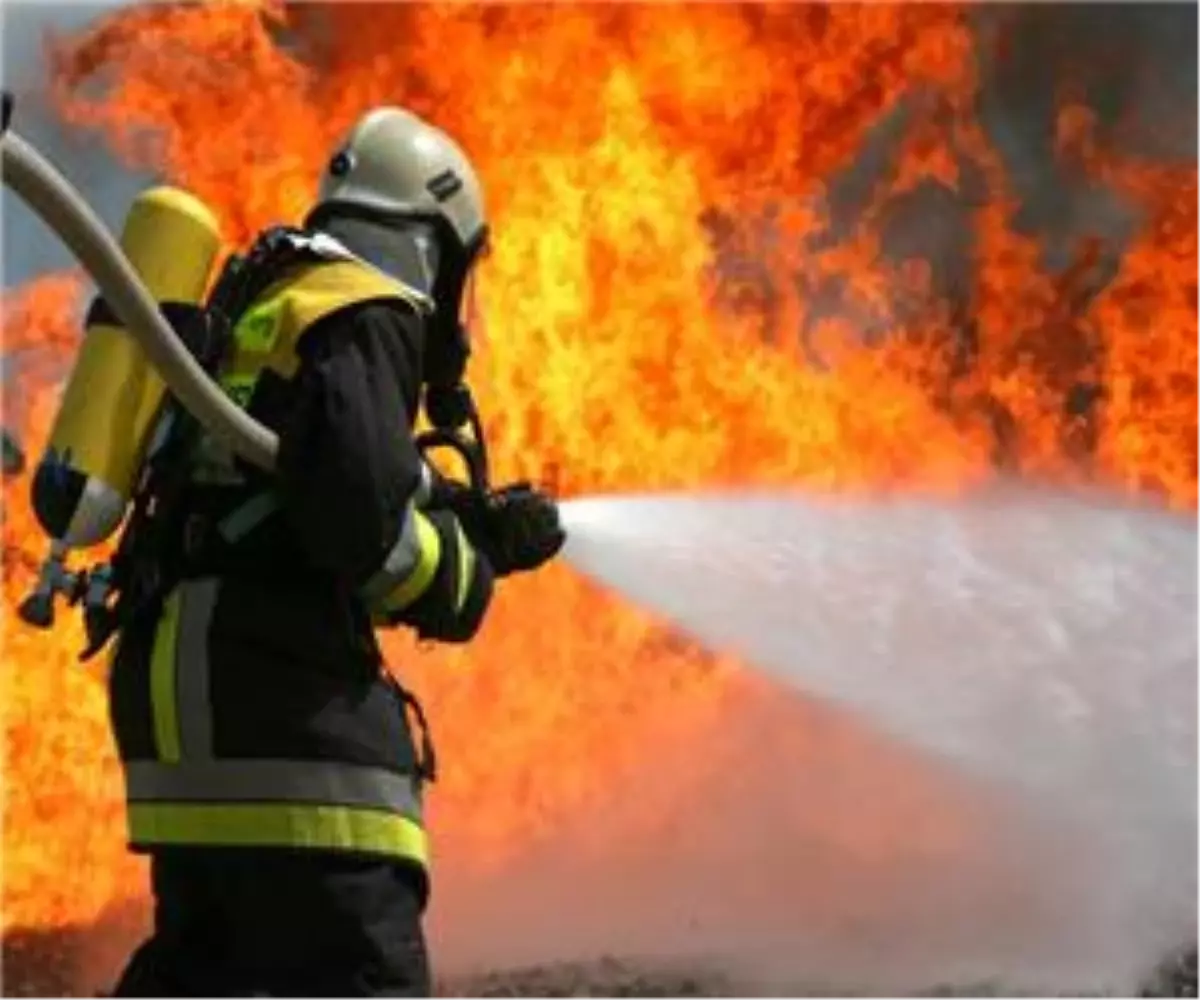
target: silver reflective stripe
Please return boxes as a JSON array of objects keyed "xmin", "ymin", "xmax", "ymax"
[
  {"xmin": 361, "ymin": 503, "xmax": 422, "ymax": 605},
  {"xmin": 175, "ymin": 580, "xmax": 220, "ymax": 758},
  {"xmin": 413, "ymin": 462, "xmax": 434, "ymax": 509},
  {"xmin": 217, "ymin": 492, "xmax": 280, "ymax": 544},
  {"xmin": 284, "ymin": 230, "xmax": 359, "ymax": 263},
  {"xmin": 125, "ymin": 760, "xmax": 422, "ymax": 819},
  {"xmin": 144, "ymin": 408, "xmax": 176, "ymax": 464}
]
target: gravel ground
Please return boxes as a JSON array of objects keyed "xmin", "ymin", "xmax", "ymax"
[
  {"xmin": 2, "ymin": 926, "xmax": 1196, "ymax": 997},
  {"xmin": 439, "ymin": 962, "xmax": 998, "ymax": 997}
]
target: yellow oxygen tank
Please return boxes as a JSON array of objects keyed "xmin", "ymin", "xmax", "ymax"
[{"xmin": 30, "ymin": 186, "xmax": 222, "ymax": 550}]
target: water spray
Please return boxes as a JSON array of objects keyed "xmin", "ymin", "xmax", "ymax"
[{"xmin": 554, "ymin": 485, "xmax": 1197, "ymax": 982}]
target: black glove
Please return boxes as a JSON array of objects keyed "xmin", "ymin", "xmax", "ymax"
[{"xmin": 431, "ymin": 478, "xmax": 565, "ymax": 578}]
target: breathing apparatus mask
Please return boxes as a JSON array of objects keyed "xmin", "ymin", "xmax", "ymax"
[{"xmin": 311, "ymin": 208, "xmax": 491, "ymax": 491}]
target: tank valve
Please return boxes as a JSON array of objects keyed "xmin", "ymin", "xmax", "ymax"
[
  {"xmin": 18, "ymin": 542, "xmax": 118, "ymax": 652},
  {"xmin": 18, "ymin": 541, "xmax": 81, "ymax": 628}
]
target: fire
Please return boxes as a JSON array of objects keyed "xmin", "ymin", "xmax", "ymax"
[{"xmin": 2, "ymin": 0, "xmax": 1195, "ymax": 975}]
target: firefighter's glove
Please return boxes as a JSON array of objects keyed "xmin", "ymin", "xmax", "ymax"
[
  {"xmin": 427, "ymin": 473, "xmax": 565, "ymax": 577},
  {"xmin": 431, "ymin": 480, "xmax": 562, "ymax": 578},
  {"xmin": 480, "ymin": 482, "xmax": 565, "ymax": 577}
]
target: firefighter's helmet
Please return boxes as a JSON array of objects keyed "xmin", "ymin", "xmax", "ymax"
[{"xmin": 312, "ymin": 106, "xmax": 487, "ymax": 259}]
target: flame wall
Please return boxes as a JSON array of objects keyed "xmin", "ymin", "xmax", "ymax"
[{"xmin": 1, "ymin": 2, "xmax": 1196, "ymax": 994}]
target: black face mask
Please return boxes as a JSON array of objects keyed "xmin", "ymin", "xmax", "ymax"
[
  {"xmin": 424, "ymin": 241, "xmax": 486, "ymax": 390},
  {"xmin": 422, "ymin": 316, "xmax": 470, "ymax": 390}
]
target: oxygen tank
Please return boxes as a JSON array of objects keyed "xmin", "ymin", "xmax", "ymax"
[{"xmin": 30, "ymin": 186, "xmax": 222, "ymax": 549}]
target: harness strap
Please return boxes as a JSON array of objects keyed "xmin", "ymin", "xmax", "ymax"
[
  {"xmin": 84, "ymin": 297, "xmax": 210, "ymax": 346},
  {"xmin": 387, "ymin": 676, "xmax": 438, "ymax": 785},
  {"xmin": 216, "ymin": 491, "xmax": 280, "ymax": 544},
  {"xmin": 76, "ymin": 240, "xmax": 284, "ymax": 661},
  {"xmin": 82, "ymin": 226, "xmax": 425, "ymax": 660}
]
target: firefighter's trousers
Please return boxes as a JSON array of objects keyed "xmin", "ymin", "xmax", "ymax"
[{"xmin": 111, "ymin": 847, "xmax": 431, "ymax": 997}]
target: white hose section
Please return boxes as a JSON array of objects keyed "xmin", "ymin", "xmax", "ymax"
[{"xmin": 1, "ymin": 127, "xmax": 278, "ymax": 470}]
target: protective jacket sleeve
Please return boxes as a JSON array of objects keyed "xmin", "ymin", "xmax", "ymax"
[{"xmin": 273, "ymin": 301, "xmax": 494, "ymax": 643}]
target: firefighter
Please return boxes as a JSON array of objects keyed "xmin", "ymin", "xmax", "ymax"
[{"xmin": 108, "ymin": 107, "xmax": 565, "ymax": 997}]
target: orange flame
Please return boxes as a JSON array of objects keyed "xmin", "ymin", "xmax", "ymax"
[{"xmin": 2, "ymin": 0, "xmax": 1195, "ymax": 967}]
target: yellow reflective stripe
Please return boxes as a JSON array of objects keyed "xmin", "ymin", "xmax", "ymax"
[
  {"xmin": 127, "ymin": 802, "xmax": 428, "ymax": 865},
  {"xmin": 149, "ymin": 590, "xmax": 183, "ymax": 764},
  {"xmin": 453, "ymin": 520, "xmax": 475, "ymax": 613},
  {"xmin": 362, "ymin": 504, "xmax": 422, "ymax": 605},
  {"xmin": 226, "ymin": 259, "xmax": 431, "ymax": 383},
  {"xmin": 380, "ymin": 512, "xmax": 442, "ymax": 613},
  {"xmin": 263, "ymin": 259, "xmax": 431, "ymax": 334},
  {"xmin": 219, "ymin": 371, "xmax": 259, "ymax": 409},
  {"xmin": 234, "ymin": 299, "xmax": 283, "ymax": 353}
]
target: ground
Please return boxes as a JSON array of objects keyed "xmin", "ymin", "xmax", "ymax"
[
  {"xmin": 2, "ymin": 926, "xmax": 1196, "ymax": 997},
  {"xmin": 0, "ymin": 931, "xmax": 1132, "ymax": 1000}
]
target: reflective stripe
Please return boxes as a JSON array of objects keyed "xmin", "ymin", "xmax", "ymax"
[
  {"xmin": 149, "ymin": 593, "xmax": 182, "ymax": 763},
  {"xmin": 278, "ymin": 231, "xmax": 357, "ymax": 267},
  {"xmin": 235, "ymin": 299, "xmax": 283, "ymax": 353},
  {"xmin": 149, "ymin": 581, "xmax": 220, "ymax": 762},
  {"xmin": 127, "ymin": 802, "xmax": 429, "ymax": 863},
  {"xmin": 383, "ymin": 513, "xmax": 442, "ymax": 611},
  {"xmin": 134, "ymin": 576, "xmax": 428, "ymax": 862},
  {"xmin": 176, "ymin": 580, "xmax": 220, "ymax": 757},
  {"xmin": 219, "ymin": 371, "xmax": 259, "ymax": 409},
  {"xmin": 413, "ymin": 462, "xmax": 435, "ymax": 509},
  {"xmin": 144, "ymin": 408, "xmax": 176, "ymax": 464},
  {"xmin": 217, "ymin": 492, "xmax": 280, "ymax": 544},
  {"xmin": 362, "ymin": 504, "xmax": 421, "ymax": 604},
  {"xmin": 363, "ymin": 508, "xmax": 442, "ymax": 613},
  {"xmin": 453, "ymin": 520, "xmax": 475, "ymax": 613},
  {"xmin": 125, "ymin": 759, "xmax": 422, "ymax": 818}
]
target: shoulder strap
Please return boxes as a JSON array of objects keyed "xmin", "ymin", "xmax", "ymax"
[
  {"xmin": 254, "ymin": 256, "xmax": 431, "ymax": 331},
  {"xmin": 207, "ymin": 224, "xmax": 432, "ymax": 332},
  {"xmin": 223, "ymin": 235, "xmax": 433, "ymax": 384},
  {"xmin": 253, "ymin": 226, "xmax": 434, "ymax": 314}
]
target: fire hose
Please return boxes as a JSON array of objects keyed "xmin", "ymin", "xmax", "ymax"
[
  {"xmin": 0, "ymin": 90, "xmax": 279, "ymax": 472},
  {"xmin": 0, "ymin": 91, "xmax": 507, "ymax": 634}
]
